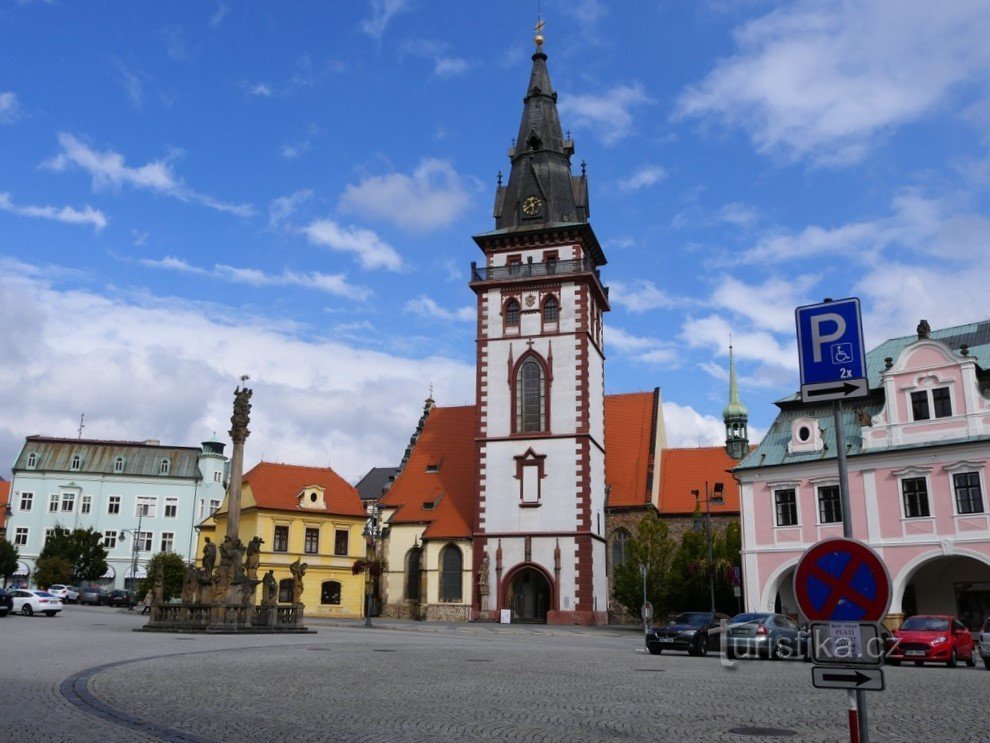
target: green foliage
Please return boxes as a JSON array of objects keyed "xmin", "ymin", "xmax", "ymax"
[
  {"xmin": 137, "ymin": 552, "xmax": 187, "ymax": 602},
  {"xmin": 666, "ymin": 516, "xmax": 743, "ymax": 615},
  {"xmin": 38, "ymin": 525, "xmax": 109, "ymax": 584},
  {"xmin": 612, "ymin": 512, "xmax": 676, "ymax": 616},
  {"xmin": 0, "ymin": 539, "xmax": 19, "ymax": 585},
  {"xmin": 34, "ymin": 555, "xmax": 73, "ymax": 587}
]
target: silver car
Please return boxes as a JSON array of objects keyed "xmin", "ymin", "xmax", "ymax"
[{"xmin": 979, "ymin": 617, "xmax": 990, "ymax": 670}]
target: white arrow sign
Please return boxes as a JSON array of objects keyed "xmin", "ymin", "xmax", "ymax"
[{"xmin": 811, "ymin": 665, "xmax": 884, "ymax": 691}]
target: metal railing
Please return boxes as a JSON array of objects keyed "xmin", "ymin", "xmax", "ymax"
[{"xmin": 470, "ymin": 258, "xmax": 608, "ymax": 299}]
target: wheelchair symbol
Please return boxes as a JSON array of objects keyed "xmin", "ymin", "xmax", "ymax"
[{"xmin": 831, "ymin": 344, "xmax": 853, "ymax": 364}]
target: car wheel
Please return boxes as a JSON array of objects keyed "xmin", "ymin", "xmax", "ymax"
[
  {"xmin": 648, "ymin": 647, "xmax": 662, "ymax": 655},
  {"xmin": 982, "ymin": 657, "xmax": 990, "ymax": 670},
  {"xmin": 965, "ymin": 653, "xmax": 975, "ymax": 668},
  {"xmin": 44, "ymin": 611, "xmax": 57, "ymax": 617},
  {"xmin": 21, "ymin": 605, "xmax": 33, "ymax": 616},
  {"xmin": 696, "ymin": 635, "xmax": 709, "ymax": 657},
  {"xmin": 947, "ymin": 649, "xmax": 957, "ymax": 668}
]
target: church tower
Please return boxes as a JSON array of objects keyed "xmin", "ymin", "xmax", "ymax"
[
  {"xmin": 723, "ymin": 344, "xmax": 749, "ymax": 460},
  {"xmin": 470, "ymin": 25, "xmax": 609, "ymax": 625}
]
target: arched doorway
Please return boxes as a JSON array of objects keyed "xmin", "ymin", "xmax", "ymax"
[
  {"xmin": 894, "ymin": 553, "xmax": 990, "ymax": 630},
  {"xmin": 506, "ymin": 566, "xmax": 552, "ymax": 623},
  {"xmin": 761, "ymin": 562, "xmax": 799, "ymax": 617}
]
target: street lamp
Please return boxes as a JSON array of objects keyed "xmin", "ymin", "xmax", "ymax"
[
  {"xmin": 362, "ymin": 502, "xmax": 382, "ymax": 628},
  {"xmin": 692, "ymin": 482, "xmax": 724, "ymax": 613},
  {"xmin": 119, "ymin": 506, "xmax": 148, "ymax": 595}
]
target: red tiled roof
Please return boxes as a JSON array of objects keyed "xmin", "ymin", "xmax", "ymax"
[
  {"xmin": 381, "ymin": 406, "xmax": 477, "ymax": 539},
  {"xmin": 658, "ymin": 447, "xmax": 741, "ymax": 515},
  {"xmin": 0, "ymin": 479, "xmax": 9, "ymax": 531},
  {"xmin": 242, "ymin": 461, "xmax": 366, "ymax": 517},
  {"xmin": 604, "ymin": 391, "xmax": 658, "ymax": 508}
]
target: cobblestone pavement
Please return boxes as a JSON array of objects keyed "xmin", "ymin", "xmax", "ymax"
[{"xmin": 0, "ymin": 607, "xmax": 987, "ymax": 742}]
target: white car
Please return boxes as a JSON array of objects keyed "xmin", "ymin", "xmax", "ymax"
[
  {"xmin": 46, "ymin": 584, "xmax": 79, "ymax": 602},
  {"xmin": 10, "ymin": 590, "xmax": 63, "ymax": 617}
]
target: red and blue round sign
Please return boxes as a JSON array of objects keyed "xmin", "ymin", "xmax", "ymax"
[{"xmin": 793, "ymin": 538, "xmax": 891, "ymax": 622}]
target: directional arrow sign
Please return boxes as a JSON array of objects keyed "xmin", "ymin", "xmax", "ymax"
[
  {"xmin": 795, "ymin": 298, "xmax": 869, "ymax": 403},
  {"xmin": 812, "ymin": 665, "xmax": 884, "ymax": 691},
  {"xmin": 801, "ymin": 379, "xmax": 869, "ymax": 402}
]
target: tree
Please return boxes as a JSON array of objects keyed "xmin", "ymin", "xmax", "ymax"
[
  {"xmin": 667, "ymin": 516, "xmax": 743, "ymax": 615},
  {"xmin": 612, "ymin": 512, "xmax": 676, "ymax": 617},
  {"xmin": 137, "ymin": 552, "xmax": 187, "ymax": 602},
  {"xmin": 34, "ymin": 555, "xmax": 73, "ymax": 587},
  {"xmin": 0, "ymin": 539, "xmax": 20, "ymax": 588},
  {"xmin": 38, "ymin": 525, "xmax": 109, "ymax": 584}
]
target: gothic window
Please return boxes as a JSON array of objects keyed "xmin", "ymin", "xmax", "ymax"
[
  {"xmin": 505, "ymin": 299, "xmax": 520, "ymax": 328},
  {"xmin": 321, "ymin": 581, "xmax": 342, "ymax": 605},
  {"xmin": 440, "ymin": 545, "xmax": 463, "ymax": 602},
  {"xmin": 406, "ymin": 547, "xmax": 423, "ymax": 601},
  {"xmin": 516, "ymin": 359, "xmax": 546, "ymax": 433},
  {"xmin": 611, "ymin": 529, "xmax": 630, "ymax": 567},
  {"xmin": 542, "ymin": 295, "xmax": 559, "ymax": 325}
]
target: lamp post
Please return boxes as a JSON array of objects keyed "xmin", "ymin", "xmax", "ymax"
[
  {"xmin": 692, "ymin": 482, "xmax": 724, "ymax": 613},
  {"xmin": 362, "ymin": 502, "xmax": 382, "ymax": 628},
  {"xmin": 120, "ymin": 506, "xmax": 148, "ymax": 595}
]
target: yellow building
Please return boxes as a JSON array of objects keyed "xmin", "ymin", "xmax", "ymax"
[{"xmin": 198, "ymin": 461, "xmax": 369, "ymax": 618}]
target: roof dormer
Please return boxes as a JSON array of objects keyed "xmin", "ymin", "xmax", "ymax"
[{"xmin": 297, "ymin": 485, "xmax": 327, "ymax": 511}]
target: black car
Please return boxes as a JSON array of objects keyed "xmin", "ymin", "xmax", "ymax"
[
  {"xmin": 78, "ymin": 586, "xmax": 111, "ymax": 606},
  {"xmin": 0, "ymin": 588, "xmax": 12, "ymax": 617},
  {"xmin": 647, "ymin": 611, "xmax": 731, "ymax": 656},
  {"xmin": 107, "ymin": 589, "xmax": 136, "ymax": 608}
]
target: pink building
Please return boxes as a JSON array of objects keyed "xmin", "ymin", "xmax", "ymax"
[{"xmin": 736, "ymin": 319, "xmax": 990, "ymax": 629}]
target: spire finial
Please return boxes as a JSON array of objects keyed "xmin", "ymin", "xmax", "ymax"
[{"xmin": 535, "ymin": 15, "xmax": 545, "ymax": 49}]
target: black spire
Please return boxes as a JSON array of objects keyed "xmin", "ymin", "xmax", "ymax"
[{"xmin": 492, "ymin": 34, "xmax": 589, "ymax": 231}]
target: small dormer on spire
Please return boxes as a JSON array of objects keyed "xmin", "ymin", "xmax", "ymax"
[{"xmin": 723, "ymin": 343, "xmax": 749, "ymax": 460}]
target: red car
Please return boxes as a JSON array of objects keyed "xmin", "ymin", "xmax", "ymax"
[{"xmin": 887, "ymin": 614, "xmax": 976, "ymax": 667}]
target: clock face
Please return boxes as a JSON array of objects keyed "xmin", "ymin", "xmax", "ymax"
[{"xmin": 522, "ymin": 195, "xmax": 543, "ymax": 216}]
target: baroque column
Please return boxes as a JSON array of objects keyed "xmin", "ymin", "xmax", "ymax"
[{"xmin": 226, "ymin": 383, "xmax": 252, "ymax": 542}]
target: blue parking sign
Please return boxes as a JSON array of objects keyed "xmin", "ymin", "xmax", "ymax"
[{"xmin": 795, "ymin": 298, "xmax": 868, "ymax": 402}]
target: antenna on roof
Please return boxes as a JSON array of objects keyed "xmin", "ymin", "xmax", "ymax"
[{"xmin": 77, "ymin": 413, "xmax": 85, "ymax": 439}]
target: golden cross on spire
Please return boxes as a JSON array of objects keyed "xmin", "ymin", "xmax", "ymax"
[{"xmin": 535, "ymin": 16, "xmax": 545, "ymax": 47}]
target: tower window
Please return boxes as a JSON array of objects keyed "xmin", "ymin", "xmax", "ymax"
[
  {"xmin": 542, "ymin": 295, "xmax": 559, "ymax": 325},
  {"xmin": 516, "ymin": 359, "xmax": 547, "ymax": 433},
  {"xmin": 505, "ymin": 299, "xmax": 520, "ymax": 329}
]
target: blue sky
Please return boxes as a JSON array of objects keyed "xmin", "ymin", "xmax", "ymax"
[{"xmin": 2, "ymin": 0, "xmax": 989, "ymax": 482}]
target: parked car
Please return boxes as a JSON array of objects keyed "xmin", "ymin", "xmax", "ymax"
[
  {"xmin": 46, "ymin": 584, "xmax": 79, "ymax": 603},
  {"xmin": 725, "ymin": 612, "xmax": 808, "ymax": 660},
  {"xmin": 9, "ymin": 589, "xmax": 63, "ymax": 617},
  {"xmin": 647, "ymin": 611, "xmax": 730, "ymax": 656},
  {"xmin": 78, "ymin": 586, "xmax": 111, "ymax": 606},
  {"xmin": 107, "ymin": 589, "xmax": 136, "ymax": 608},
  {"xmin": 887, "ymin": 615, "xmax": 976, "ymax": 667},
  {"xmin": 978, "ymin": 617, "xmax": 990, "ymax": 670},
  {"xmin": 0, "ymin": 588, "xmax": 13, "ymax": 617}
]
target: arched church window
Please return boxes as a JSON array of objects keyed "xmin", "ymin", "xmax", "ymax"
[
  {"xmin": 439, "ymin": 544, "xmax": 463, "ymax": 602},
  {"xmin": 612, "ymin": 528, "xmax": 631, "ymax": 567},
  {"xmin": 505, "ymin": 299, "xmax": 520, "ymax": 328},
  {"xmin": 406, "ymin": 547, "xmax": 422, "ymax": 601},
  {"xmin": 321, "ymin": 580, "xmax": 342, "ymax": 605},
  {"xmin": 516, "ymin": 359, "xmax": 547, "ymax": 433},
  {"xmin": 542, "ymin": 295, "xmax": 559, "ymax": 324}
]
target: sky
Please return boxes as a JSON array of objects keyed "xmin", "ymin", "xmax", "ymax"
[{"xmin": 2, "ymin": 0, "xmax": 990, "ymax": 483}]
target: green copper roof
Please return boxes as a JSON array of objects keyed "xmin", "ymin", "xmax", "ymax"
[{"xmin": 723, "ymin": 344, "xmax": 748, "ymax": 420}]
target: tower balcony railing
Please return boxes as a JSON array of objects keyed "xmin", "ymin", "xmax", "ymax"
[{"xmin": 470, "ymin": 258, "xmax": 608, "ymax": 299}]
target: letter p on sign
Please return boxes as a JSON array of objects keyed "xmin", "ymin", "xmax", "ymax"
[{"xmin": 810, "ymin": 313, "xmax": 845, "ymax": 363}]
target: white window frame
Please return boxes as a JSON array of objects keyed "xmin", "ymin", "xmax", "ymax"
[
  {"xmin": 14, "ymin": 527, "xmax": 28, "ymax": 546},
  {"xmin": 906, "ymin": 382, "xmax": 954, "ymax": 422},
  {"xmin": 159, "ymin": 458, "xmax": 170, "ymax": 475},
  {"xmin": 772, "ymin": 485, "xmax": 801, "ymax": 528},
  {"xmin": 164, "ymin": 497, "xmax": 179, "ymax": 518},
  {"xmin": 108, "ymin": 495, "xmax": 121, "ymax": 515},
  {"xmin": 160, "ymin": 532, "xmax": 174, "ymax": 552},
  {"xmin": 19, "ymin": 492, "xmax": 33, "ymax": 511},
  {"xmin": 103, "ymin": 530, "xmax": 118, "ymax": 549},
  {"xmin": 894, "ymin": 467, "xmax": 933, "ymax": 520},
  {"xmin": 49, "ymin": 493, "xmax": 60, "ymax": 513},
  {"xmin": 70, "ymin": 454, "xmax": 81, "ymax": 471},
  {"xmin": 135, "ymin": 496, "xmax": 157, "ymax": 519},
  {"xmin": 113, "ymin": 456, "xmax": 125, "ymax": 473},
  {"xmin": 944, "ymin": 461, "xmax": 986, "ymax": 516},
  {"xmin": 26, "ymin": 452, "xmax": 37, "ymax": 469},
  {"xmin": 61, "ymin": 492, "xmax": 75, "ymax": 512},
  {"xmin": 209, "ymin": 499, "xmax": 221, "ymax": 515},
  {"xmin": 81, "ymin": 494, "xmax": 92, "ymax": 514},
  {"xmin": 137, "ymin": 531, "xmax": 153, "ymax": 552},
  {"xmin": 45, "ymin": 528, "xmax": 57, "ymax": 545}
]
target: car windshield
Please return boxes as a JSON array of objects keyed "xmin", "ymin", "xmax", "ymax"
[
  {"xmin": 900, "ymin": 616, "xmax": 950, "ymax": 632},
  {"xmin": 672, "ymin": 613, "xmax": 712, "ymax": 627},
  {"xmin": 729, "ymin": 613, "xmax": 768, "ymax": 625}
]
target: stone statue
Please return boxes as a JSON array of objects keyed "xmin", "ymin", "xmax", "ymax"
[
  {"xmin": 917, "ymin": 319, "xmax": 931, "ymax": 339},
  {"xmin": 289, "ymin": 558, "xmax": 307, "ymax": 604},
  {"xmin": 477, "ymin": 554, "xmax": 490, "ymax": 594},
  {"xmin": 854, "ymin": 409, "xmax": 873, "ymax": 427},
  {"xmin": 219, "ymin": 534, "xmax": 246, "ymax": 583},
  {"xmin": 261, "ymin": 570, "xmax": 278, "ymax": 607},
  {"xmin": 202, "ymin": 537, "xmax": 217, "ymax": 575},
  {"xmin": 151, "ymin": 561, "xmax": 165, "ymax": 604},
  {"xmin": 230, "ymin": 385, "xmax": 253, "ymax": 442},
  {"xmin": 245, "ymin": 536, "xmax": 264, "ymax": 581},
  {"xmin": 181, "ymin": 564, "xmax": 199, "ymax": 604}
]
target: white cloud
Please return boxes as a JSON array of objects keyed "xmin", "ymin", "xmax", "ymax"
[
  {"xmin": 301, "ymin": 219, "xmax": 403, "ymax": 271},
  {"xmin": 209, "ymin": 2, "xmax": 228, "ymax": 27},
  {"xmin": 140, "ymin": 255, "xmax": 371, "ymax": 301},
  {"xmin": 680, "ymin": 314, "xmax": 796, "ymax": 371},
  {"xmin": 677, "ymin": 1, "xmax": 990, "ymax": 165},
  {"xmin": 717, "ymin": 202, "xmax": 759, "ymax": 228},
  {"xmin": 617, "ymin": 165, "xmax": 666, "ymax": 192},
  {"xmin": 269, "ymin": 189, "xmax": 314, "ymax": 229},
  {"xmin": 434, "ymin": 57, "xmax": 469, "ymax": 77},
  {"xmin": 44, "ymin": 133, "xmax": 254, "ymax": 217},
  {"xmin": 661, "ymin": 401, "xmax": 727, "ymax": 448},
  {"xmin": 606, "ymin": 326, "xmax": 679, "ymax": 365},
  {"xmin": 0, "ymin": 192, "xmax": 107, "ymax": 230},
  {"xmin": 339, "ymin": 158, "xmax": 474, "ymax": 231},
  {"xmin": 245, "ymin": 83, "xmax": 273, "ymax": 97},
  {"xmin": 404, "ymin": 296, "xmax": 474, "ymax": 322},
  {"xmin": 609, "ymin": 279, "xmax": 678, "ymax": 313},
  {"xmin": 0, "ymin": 259, "xmax": 474, "ymax": 482},
  {"xmin": 711, "ymin": 274, "xmax": 819, "ymax": 334},
  {"xmin": 113, "ymin": 60, "xmax": 144, "ymax": 108},
  {"xmin": 564, "ymin": 0, "xmax": 607, "ymax": 25},
  {"xmin": 0, "ymin": 92, "xmax": 20, "ymax": 123},
  {"xmin": 361, "ymin": 0, "xmax": 408, "ymax": 40},
  {"xmin": 162, "ymin": 25, "xmax": 186, "ymax": 61},
  {"xmin": 558, "ymin": 84, "xmax": 652, "ymax": 145}
]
